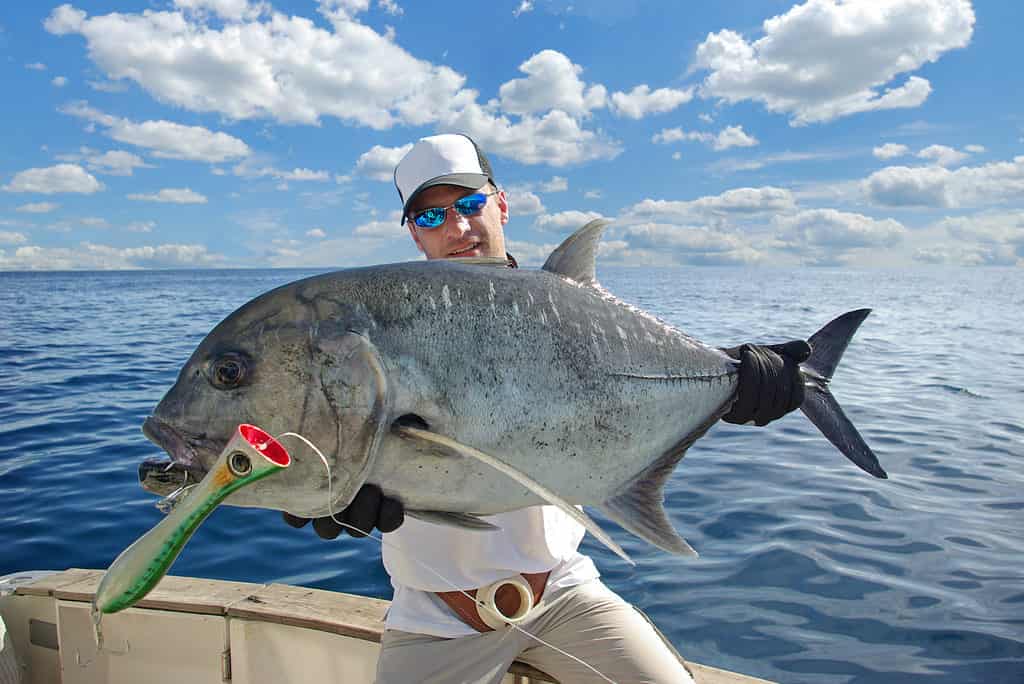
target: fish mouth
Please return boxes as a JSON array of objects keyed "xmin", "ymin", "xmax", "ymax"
[{"xmin": 139, "ymin": 416, "xmax": 219, "ymax": 495}]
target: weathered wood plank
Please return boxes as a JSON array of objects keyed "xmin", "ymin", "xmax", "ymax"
[{"xmin": 226, "ymin": 583, "xmax": 389, "ymax": 642}]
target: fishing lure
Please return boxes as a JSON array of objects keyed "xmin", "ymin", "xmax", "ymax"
[{"xmin": 93, "ymin": 424, "xmax": 291, "ymax": 617}]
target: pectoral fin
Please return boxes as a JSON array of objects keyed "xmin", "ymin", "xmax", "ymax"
[
  {"xmin": 406, "ymin": 510, "xmax": 500, "ymax": 531},
  {"xmin": 393, "ymin": 425, "xmax": 634, "ymax": 565}
]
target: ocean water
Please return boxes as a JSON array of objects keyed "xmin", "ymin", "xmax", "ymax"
[{"xmin": 1, "ymin": 266, "xmax": 1022, "ymax": 683}]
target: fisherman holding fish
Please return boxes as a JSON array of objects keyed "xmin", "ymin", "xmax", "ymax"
[{"xmin": 282, "ymin": 134, "xmax": 813, "ymax": 684}]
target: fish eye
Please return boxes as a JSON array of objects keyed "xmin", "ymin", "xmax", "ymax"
[{"xmin": 208, "ymin": 353, "xmax": 249, "ymax": 390}]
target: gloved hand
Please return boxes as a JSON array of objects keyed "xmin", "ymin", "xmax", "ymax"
[
  {"xmin": 721, "ymin": 340, "xmax": 812, "ymax": 427},
  {"xmin": 281, "ymin": 484, "xmax": 404, "ymax": 539}
]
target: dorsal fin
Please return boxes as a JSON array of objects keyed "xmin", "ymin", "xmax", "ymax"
[{"xmin": 541, "ymin": 219, "xmax": 610, "ymax": 286}]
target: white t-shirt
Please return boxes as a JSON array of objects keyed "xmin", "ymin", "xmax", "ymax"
[{"xmin": 382, "ymin": 505, "xmax": 600, "ymax": 638}]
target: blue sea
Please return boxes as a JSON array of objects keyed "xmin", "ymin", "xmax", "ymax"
[{"xmin": 1, "ymin": 266, "xmax": 1022, "ymax": 683}]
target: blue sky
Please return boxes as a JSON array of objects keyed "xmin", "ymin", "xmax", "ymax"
[{"xmin": 1, "ymin": 0, "xmax": 1021, "ymax": 269}]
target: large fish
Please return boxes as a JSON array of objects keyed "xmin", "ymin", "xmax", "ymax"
[{"xmin": 140, "ymin": 220, "xmax": 885, "ymax": 559}]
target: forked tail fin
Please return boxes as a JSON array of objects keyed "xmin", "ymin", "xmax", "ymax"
[{"xmin": 801, "ymin": 309, "xmax": 887, "ymax": 478}]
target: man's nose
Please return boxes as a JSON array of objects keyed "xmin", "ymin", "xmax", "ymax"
[{"xmin": 443, "ymin": 208, "xmax": 471, "ymax": 235}]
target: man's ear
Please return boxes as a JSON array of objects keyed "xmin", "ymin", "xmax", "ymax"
[{"xmin": 497, "ymin": 189, "xmax": 509, "ymax": 226}]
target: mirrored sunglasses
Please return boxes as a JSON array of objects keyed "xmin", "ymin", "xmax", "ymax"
[{"xmin": 411, "ymin": 191, "xmax": 498, "ymax": 229}]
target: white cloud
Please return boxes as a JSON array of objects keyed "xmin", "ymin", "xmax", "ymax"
[
  {"xmin": 127, "ymin": 188, "xmax": 208, "ymax": 204},
  {"xmin": 377, "ymin": 0, "xmax": 402, "ymax": 16},
  {"xmin": 513, "ymin": 1, "xmax": 534, "ymax": 17},
  {"xmin": 61, "ymin": 102, "xmax": 250, "ymax": 163},
  {"xmin": 173, "ymin": 0, "xmax": 268, "ymax": 22},
  {"xmin": 352, "ymin": 212, "xmax": 405, "ymax": 238},
  {"xmin": 609, "ymin": 85, "xmax": 693, "ymax": 119},
  {"xmin": 695, "ymin": 0, "xmax": 975, "ymax": 125},
  {"xmin": 584, "ymin": 189, "xmax": 602, "ymax": 199},
  {"xmin": 278, "ymin": 168, "xmax": 330, "ymax": 181},
  {"xmin": 873, "ymin": 143, "xmax": 909, "ymax": 160},
  {"xmin": 45, "ymin": 3, "xmax": 471, "ymax": 129},
  {"xmin": 917, "ymin": 144, "xmax": 968, "ymax": 167},
  {"xmin": 713, "ymin": 125, "xmax": 758, "ymax": 151},
  {"xmin": 307, "ymin": 227, "xmax": 327, "ymax": 238},
  {"xmin": 623, "ymin": 222, "xmax": 747, "ymax": 253},
  {"xmin": 535, "ymin": 210, "xmax": 606, "ymax": 232},
  {"xmin": 0, "ymin": 232, "xmax": 29, "ymax": 246},
  {"xmin": 443, "ymin": 105, "xmax": 621, "ymax": 167},
  {"xmin": 59, "ymin": 147, "xmax": 154, "ymax": 176},
  {"xmin": 935, "ymin": 211, "xmax": 1024, "ymax": 246},
  {"xmin": 864, "ymin": 156, "xmax": 1024, "ymax": 208},
  {"xmin": 539, "ymin": 176, "xmax": 568, "ymax": 192},
  {"xmin": 355, "ymin": 143, "xmax": 413, "ymax": 182},
  {"xmin": 16, "ymin": 202, "xmax": 59, "ymax": 213},
  {"xmin": 87, "ymin": 80, "xmax": 128, "ymax": 93},
  {"xmin": 127, "ymin": 221, "xmax": 155, "ymax": 233},
  {"xmin": 652, "ymin": 125, "xmax": 757, "ymax": 150},
  {"xmin": 25, "ymin": 62, "xmax": 47, "ymax": 71},
  {"xmin": 498, "ymin": 50, "xmax": 608, "ymax": 118},
  {"xmin": 914, "ymin": 243, "xmax": 1019, "ymax": 266},
  {"xmin": 625, "ymin": 187, "xmax": 796, "ymax": 222},
  {"xmin": 52, "ymin": 76, "xmax": 68, "ymax": 87},
  {"xmin": 3, "ymin": 164, "xmax": 103, "ymax": 194},
  {"xmin": 964, "ymin": 144, "xmax": 986, "ymax": 154},
  {"xmin": 508, "ymin": 190, "xmax": 544, "ymax": 215},
  {"xmin": 0, "ymin": 242, "xmax": 225, "ymax": 270},
  {"xmin": 80, "ymin": 217, "xmax": 109, "ymax": 227},
  {"xmin": 775, "ymin": 209, "xmax": 906, "ymax": 248}
]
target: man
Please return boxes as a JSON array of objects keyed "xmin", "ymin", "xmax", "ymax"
[{"xmin": 285, "ymin": 133, "xmax": 810, "ymax": 683}]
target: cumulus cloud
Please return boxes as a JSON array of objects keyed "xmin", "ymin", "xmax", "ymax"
[
  {"xmin": 0, "ymin": 232, "xmax": 29, "ymax": 246},
  {"xmin": 0, "ymin": 242, "xmax": 224, "ymax": 270},
  {"xmin": 609, "ymin": 85, "xmax": 693, "ymax": 119},
  {"xmin": 864, "ymin": 156, "xmax": 1024, "ymax": 208},
  {"xmin": 352, "ymin": 212, "xmax": 405, "ymax": 238},
  {"xmin": 513, "ymin": 1, "xmax": 534, "ymax": 17},
  {"xmin": 58, "ymin": 147, "xmax": 153, "ymax": 176},
  {"xmin": 127, "ymin": 187, "xmax": 208, "ymax": 204},
  {"xmin": 694, "ymin": 0, "xmax": 975, "ymax": 125},
  {"xmin": 3, "ymin": 164, "xmax": 103, "ymax": 194},
  {"xmin": 16, "ymin": 202, "xmax": 59, "ymax": 213},
  {"xmin": 507, "ymin": 190, "xmax": 544, "ymax": 215},
  {"xmin": 355, "ymin": 143, "xmax": 412, "ymax": 182},
  {"xmin": 25, "ymin": 62, "xmax": 47, "ymax": 71},
  {"xmin": 535, "ymin": 210, "xmax": 607, "ymax": 232},
  {"xmin": 61, "ymin": 102, "xmax": 250, "ymax": 163},
  {"xmin": 45, "ymin": 8, "xmax": 623, "ymax": 167},
  {"xmin": 873, "ymin": 143, "xmax": 909, "ymax": 160},
  {"xmin": 913, "ymin": 243, "xmax": 1019, "ymax": 266},
  {"xmin": 934, "ymin": 211, "xmax": 1024, "ymax": 246},
  {"xmin": 652, "ymin": 125, "xmax": 757, "ymax": 150},
  {"xmin": 45, "ymin": 3, "xmax": 469, "ymax": 129},
  {"xmin": 917, "ymin": 144, "xmax": 968, "ymax": 167},
  {"xmin": 52, "ymin": 76, "xmax": 68, "ymax": 87},
  {"xmin": 306, "ymin": 227, "xmax": 327, "ymax": 238},
  {"xmin": 498, "ymin": 50, "xmax": 607, "ymax": 118},
  {"xmin": 624, "ymin": 187, "xmax": 796, "ymax": 223},
  {"xmin": 775, "ymin": 208, "xmax": 906, "ymax": 248}
]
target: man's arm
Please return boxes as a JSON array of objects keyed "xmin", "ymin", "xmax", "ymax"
[
  {"xmin": 282, "ymin": 484, "xmax": 405, "ymax": 539},
  {"xmin": 721, "ymin": 340, "xmax": 811, "ymax": 426}
]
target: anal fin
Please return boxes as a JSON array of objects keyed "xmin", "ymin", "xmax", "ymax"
[
  {"xmin": 600, "ymin": 401, "xmax": 732, "ymax": 557},
  {"xmin": 393, "ymin": 425, "xmax": 634, "ymax": 565}
]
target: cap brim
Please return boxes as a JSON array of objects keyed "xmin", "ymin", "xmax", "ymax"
[{"xmin": 402, "ymin": 173, "xmax": 489, "ymax": 224}]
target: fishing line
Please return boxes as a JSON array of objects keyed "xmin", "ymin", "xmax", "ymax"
[{"xmin": 276, "ymin": 431, "xmax": 618, "ymax": 684}]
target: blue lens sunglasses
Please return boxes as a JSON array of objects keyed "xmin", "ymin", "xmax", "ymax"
[{"xmin": 410, "ymin": 191, "xmax": 498, "ymax": 229}]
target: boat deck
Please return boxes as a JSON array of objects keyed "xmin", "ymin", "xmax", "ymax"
[{"xmin": 0, "ymin": 569, "xmax": 772, "ymax": 683}]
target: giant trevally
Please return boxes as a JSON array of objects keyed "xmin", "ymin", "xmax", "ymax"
[{"xmin": 139, "ymin": 220, "xmax": 885, "ymax": 559}]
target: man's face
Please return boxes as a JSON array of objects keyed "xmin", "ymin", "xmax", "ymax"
[{"xmin": 406, "ymin": 184, "xmax": 508, "ymax": 260}]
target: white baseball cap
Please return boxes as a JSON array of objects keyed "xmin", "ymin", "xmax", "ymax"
[{"xmin": 394, "ymin": 134, "xmax": 495, "ymax": 224}]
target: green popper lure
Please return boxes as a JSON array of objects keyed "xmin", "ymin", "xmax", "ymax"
[{"xmin": 93, "ymin": 424, "xmax": 291, "ymax": 616}]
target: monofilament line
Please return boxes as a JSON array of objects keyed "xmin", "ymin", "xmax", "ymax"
[{"xmin": 276, "ymin": 431, "xmax": 618, "ymax": 684}]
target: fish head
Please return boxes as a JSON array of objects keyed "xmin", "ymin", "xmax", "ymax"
[{"xmin": 140, "ymin": 280, "xmax": 391, "ymax": 517}]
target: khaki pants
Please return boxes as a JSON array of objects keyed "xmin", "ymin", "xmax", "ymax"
[{"xmin": 375, "ymin": 580, "xmax": 695, "ymax": 684}]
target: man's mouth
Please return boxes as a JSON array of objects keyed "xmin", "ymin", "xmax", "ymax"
[{"xmin": 448, "ymin": 241, "xmax": 481, "ymax": 257}]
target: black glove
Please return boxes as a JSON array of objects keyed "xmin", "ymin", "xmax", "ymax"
[
  {"xmin": 721, "ymin": 340, "xmax": 812, "ymax": 427},
  {"xmin": 281, "ymin": 484, "xmax": 404, "ymax": 539}
]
